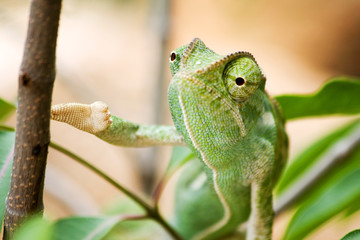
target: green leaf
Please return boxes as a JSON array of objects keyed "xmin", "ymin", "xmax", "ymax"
[
  {"xmin": 343, "ymin": 194, "xmax": 360, "ymax": 217},
  {"xmin": 153, "ymin": 146, "xmax": 196, "ymax": 202},
  {"xmin": 165, "ymin": 146, "xmax": 195, "ymax": 178},
  {"xmin": 13, "ymin": 216, "xmax": 131, "ymax": 240},
  {"xmin": 0, "ymin": 130, "xmax": 15, "ymax": 232},
  {"xmin": 341, "ymin": 229, "xmax": 360, "ymax": 240},
  {"xmin": 13, "ymin": 217, "xmax": 53, "ymax": 240},
  {"xmin": 173, "ymin": 159, "xmax": 225, "ymax": 239},
  {"xmin": 0, "ymin": 98, "xmax": 16, "ymax": 121},
  {"xmin": 53, "ymin": 216, "xmax": 125, "ymax": 240},
  {"xmin": 102, "ymin": 199, "xmax": 168, "ymax": 239},
  {"xmin": 276, "ymin": 119, "xmax": 360, "ymax": 195},
  {"xmin": 102, "ymin": 197, "xmax": 145, "ymax": 216},
  {"xmin": 104, "ymin": 219, "xmax": 169, "ymax": 240},
  {"xmin": 275, "ymin": 77, "xmax": 360, "ymax": 120},
  {"xmin": 277, "ymin": 119, "xmax": 360, "ymax": 238},
  {"xmin": 283, "ymin": 148, "xmax": 360, "ymax": 240}
]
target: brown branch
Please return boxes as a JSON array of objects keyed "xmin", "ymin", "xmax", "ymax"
[{"xmin": 4, "ymin": 0, "xmax": 62, "ymax": 238}]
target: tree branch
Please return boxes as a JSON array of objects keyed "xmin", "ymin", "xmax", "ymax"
[{"xmin": 4, "ymin": 0, "xmax": 62, "ymax": 238}]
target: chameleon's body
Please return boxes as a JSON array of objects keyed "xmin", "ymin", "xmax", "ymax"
[{"xmin": 51, "ymin": 38, "xmax": 287, "ymax": 240}]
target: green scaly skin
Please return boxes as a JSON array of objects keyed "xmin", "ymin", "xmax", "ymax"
[
  {"xmin": 168, "ymin": 38, "xmax": 287, "ymax": 240},
  {"xmin": 50, "ymin": 38, "xmax": 288, "ymax": 240}
]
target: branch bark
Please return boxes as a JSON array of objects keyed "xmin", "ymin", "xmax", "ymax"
[{"xmin": 4, "ymin": 0, "xmax": 62, "ymax": 238}]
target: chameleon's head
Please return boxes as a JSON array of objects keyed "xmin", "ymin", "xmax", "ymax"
[
  {"xmin": 168, "ymin": 38, "xmax": 267, "ymax": 150},
  {"xmin": 169, "ymin": 38, "xmax": 221, "ymax": 76},
  {"xmin": 169, "ymin": 38, "xmax": 266, "ymax": 103}
]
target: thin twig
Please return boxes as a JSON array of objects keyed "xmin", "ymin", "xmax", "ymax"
[
  {"xmin": 49, "ymin": 142, "xmax": 153, "ymax": 213},
  {"xmin": 0, "ymin": 125, "xmax": 15, "ymax": 132}
]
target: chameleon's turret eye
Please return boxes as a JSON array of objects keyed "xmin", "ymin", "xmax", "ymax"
[
  {"xmin": 223, "ymin": 57, "xmax": 263, "ymax": 102},
  {"xmin": 170, "ymin": 52, "xmax": 176, "ymax": 61}
]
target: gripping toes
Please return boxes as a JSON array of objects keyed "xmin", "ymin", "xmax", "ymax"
[
  {"xmin": 51, "ymin": 101, "xmax": 112, "ymax": 134},
  {"xmin": 89, "ymin": 101, "xmax": 112, "ymax": 133}
]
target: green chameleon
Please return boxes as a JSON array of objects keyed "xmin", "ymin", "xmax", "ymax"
[{"xmin": 51, "ymin": 38, "xmax": 288, "ymax": 240}]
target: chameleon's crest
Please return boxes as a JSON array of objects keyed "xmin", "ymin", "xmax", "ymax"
[
  {"xmin": 180, "ymin": 38, "xmax": 202, "ymax": 66},
  {"xmin": 180, "ymin": 38, "xmax": 220, "ymax": 72},
  {"xmin": 196, "ymin": 51, "xmax": 266, "ymax": 81}
]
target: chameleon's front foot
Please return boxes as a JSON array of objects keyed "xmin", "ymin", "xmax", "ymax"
[{"xmin": 51, "ymin": 101, "xmax": 112, "ymax": 134}]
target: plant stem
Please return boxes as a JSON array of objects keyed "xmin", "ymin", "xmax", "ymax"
[
  {"xmin": 0, "ymin": 125, "xmax": 15, "ymax": 132},
  {"xmin": 49, "ymin": 142, "xmax": 152, "ymax": 211},
  {"xmin": 1, "ymin": 125, "xmax": 183, "ymax": 239},
  {"xmin": 50, "ymin": 141, "xmax": 183, "ymax": 240}
]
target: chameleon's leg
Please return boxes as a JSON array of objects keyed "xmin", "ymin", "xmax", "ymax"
[
  {"xmin": 51, "ymin": 102, "xmax": 185, "ymax": 147},
  {"xmin": 246, "ymin": 181, "xmax": 274, "ymax": 240}
]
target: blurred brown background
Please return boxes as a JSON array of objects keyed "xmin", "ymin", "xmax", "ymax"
[{"xmin": 1, "ymin": 0, "xmax": 360, "ymax": 239}]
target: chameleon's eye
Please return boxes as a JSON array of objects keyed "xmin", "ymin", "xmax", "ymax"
[
  {"xmin": 235, "ymin": 77, "xmax": 245, "ymax": 86},
  {"xmin": 170, "ymin": 52, "xmax": 176, "ymax": 61},
  {"xmin": 223, "ymin": 57, "xmax": 263, "ymax": 102}
]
